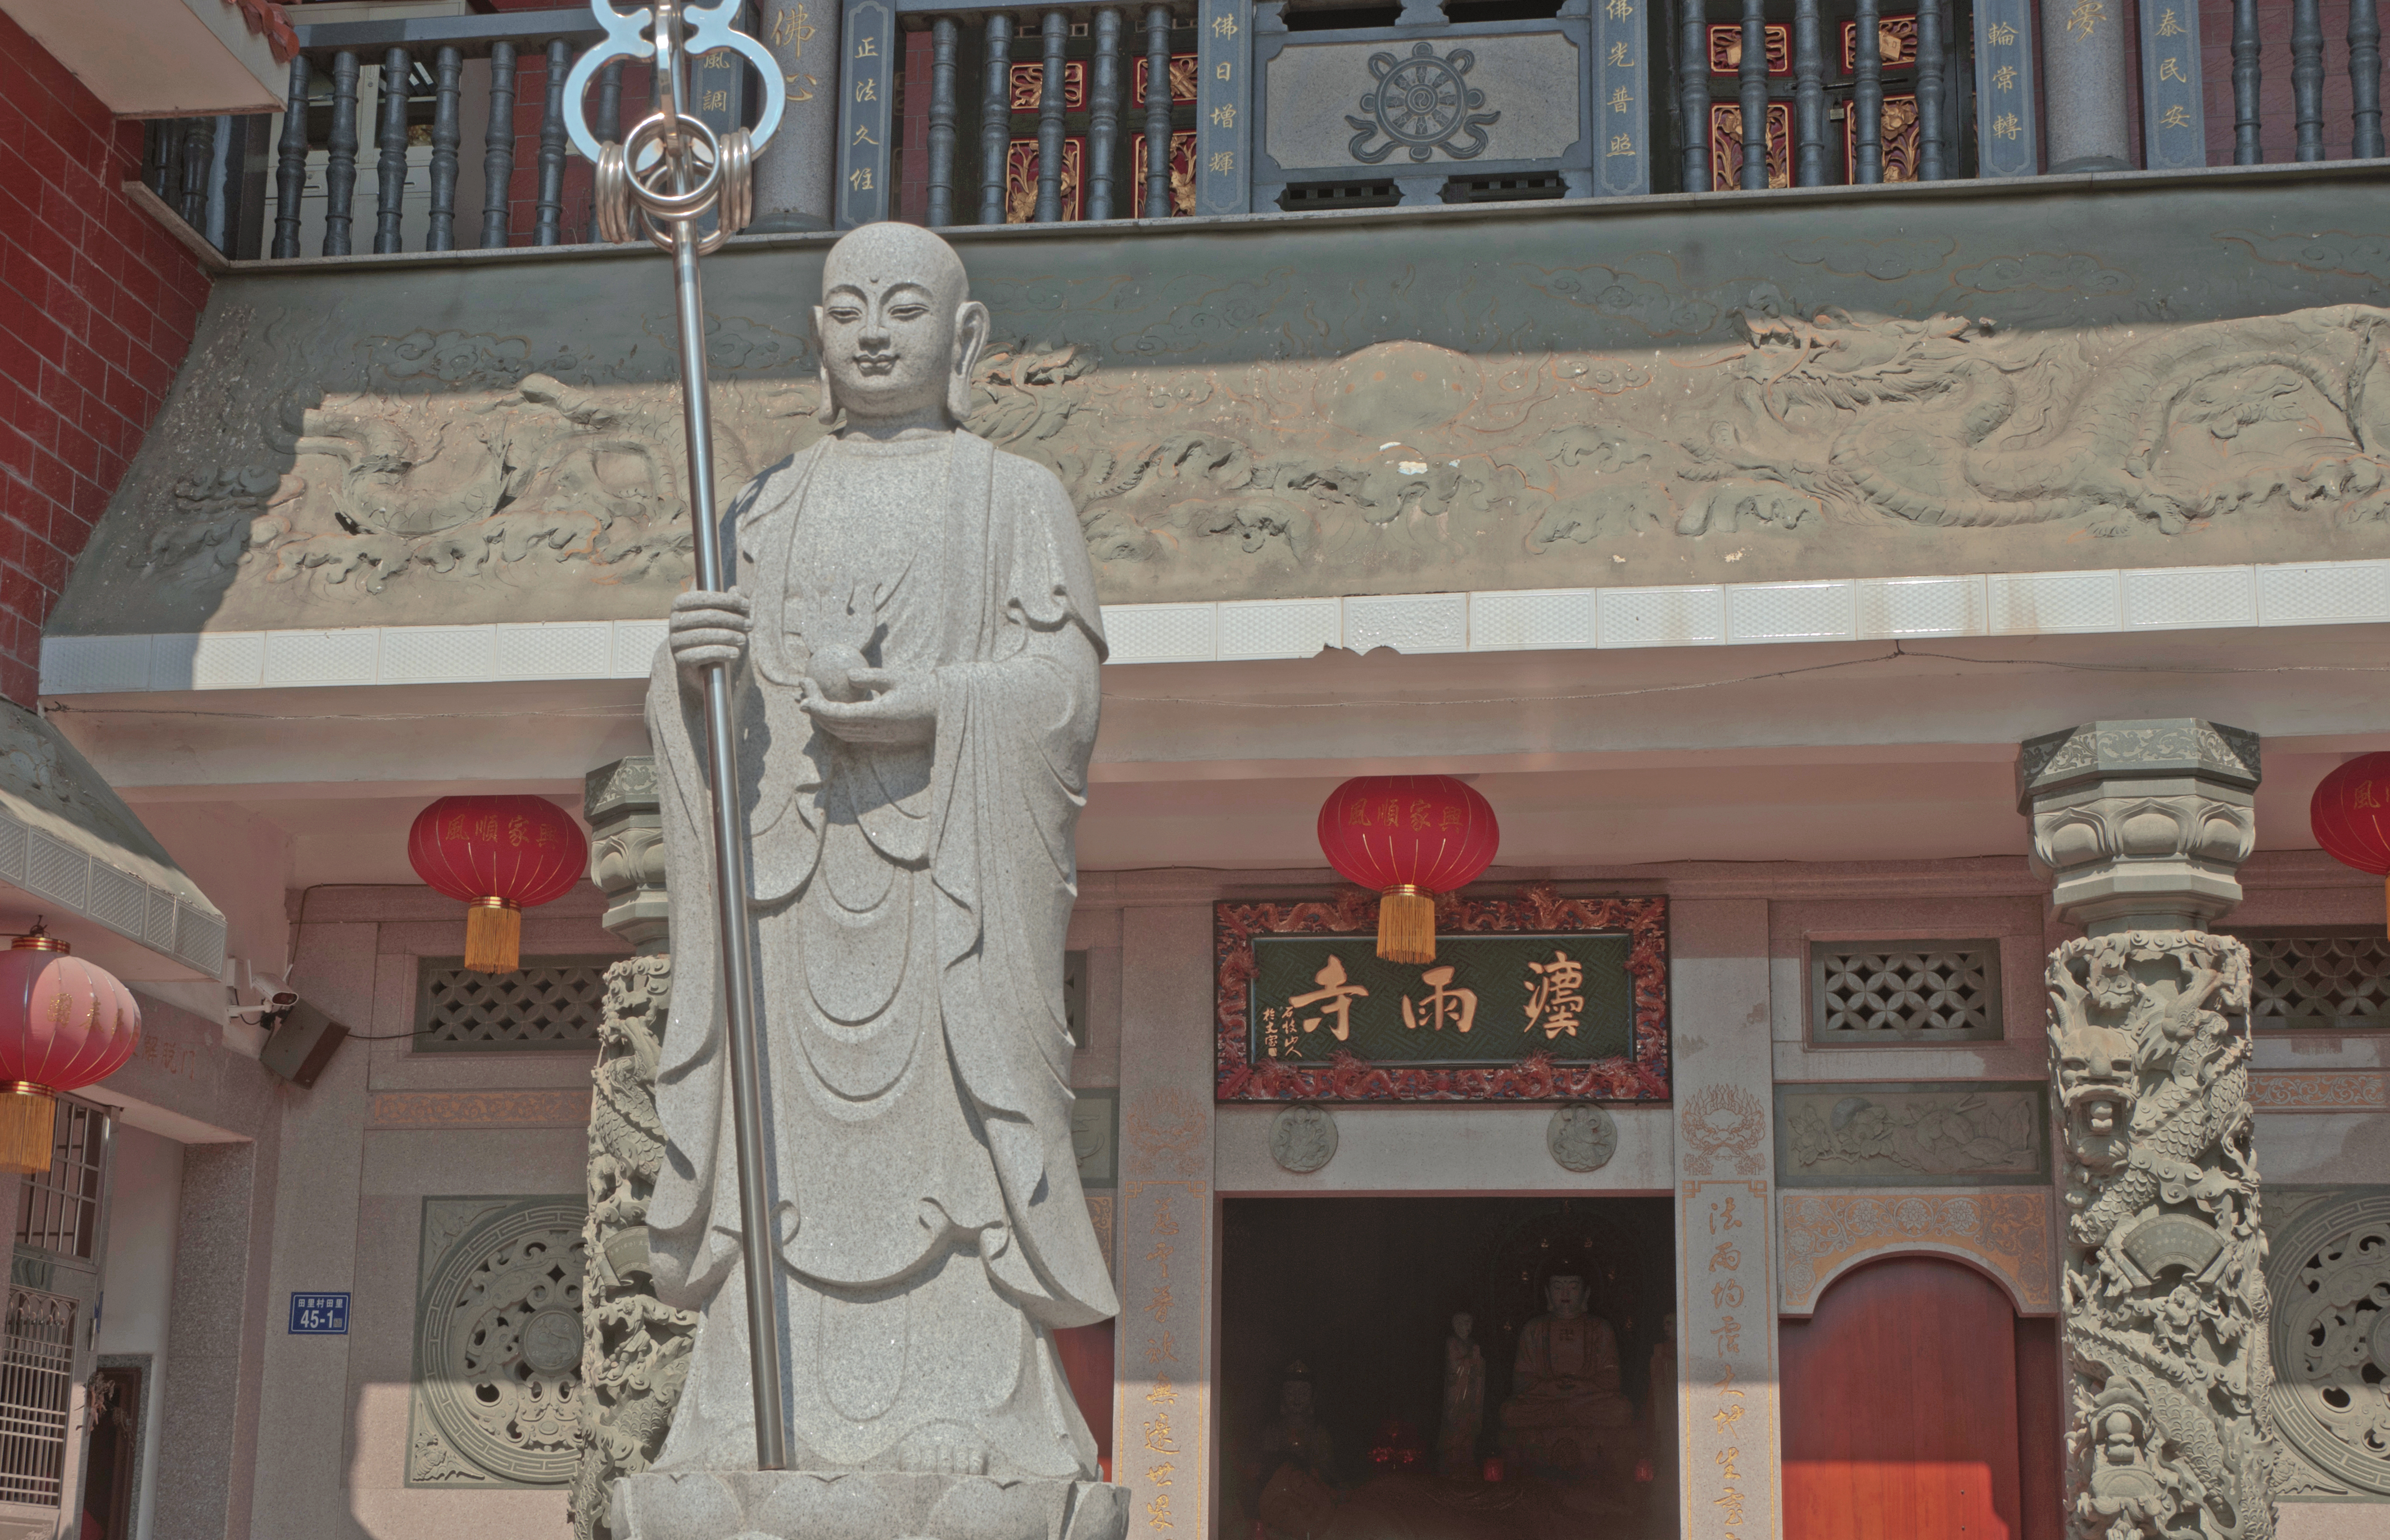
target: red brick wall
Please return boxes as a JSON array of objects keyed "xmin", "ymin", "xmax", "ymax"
[{"xmin": 0, "ymin": 10, "xmax": 212, "ymax": 706}]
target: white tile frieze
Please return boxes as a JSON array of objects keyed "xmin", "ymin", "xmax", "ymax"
[{"xmin": 40, "ymin": 555, "xmax": 2390, "ymax": 691}]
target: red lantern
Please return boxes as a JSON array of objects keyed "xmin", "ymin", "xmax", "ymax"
[
  {"xmin": 407, "ymin": 796, "xmax": 589, "ymax": 974},
  {"xmin": 1316, "ymin": 775, "xmax": 1500, "ymax": 964},
  {"xmin": 0, "ymin": 929, "xmax": 138, "ymax": 1174},
  {"xmin": 2311, "ymin": 752, "xmax": 2390, "ymax": 937}
]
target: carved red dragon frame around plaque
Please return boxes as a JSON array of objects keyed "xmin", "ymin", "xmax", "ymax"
[{"xmin": 1216, "ymin": 883, "xmax": 1670, "ymax": 1103}]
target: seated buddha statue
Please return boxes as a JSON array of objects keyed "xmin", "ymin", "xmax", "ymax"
[{"xmin": 1497, "ymin": 1274, "xmax": 1636, "ymax": 1475}]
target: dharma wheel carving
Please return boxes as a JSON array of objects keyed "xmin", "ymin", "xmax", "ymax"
[
  {"xmin": 1347, "ymin": 42, "xmax": 1500, "ymax": 162},
  {"xmin": 409, "ymin": 1196, "xmax": 590, "ymax": 1487},
  {"xmin": 2266, "ymin": 1190, "xmax": 2390, "ymax": 1497}
]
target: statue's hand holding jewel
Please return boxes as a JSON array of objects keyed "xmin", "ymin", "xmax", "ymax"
[
  {"xmin": 669, "ymin": 588, "xmax": 751, "ymax": 675},
  {"xmin": 804, "ymin": 668, "xmax": 937, "ymax": 746}
]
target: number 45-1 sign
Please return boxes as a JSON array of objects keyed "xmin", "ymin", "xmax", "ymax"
[{"xmin": 288, "ymin": 1292, "xmax": 349, "ymax": 1335}]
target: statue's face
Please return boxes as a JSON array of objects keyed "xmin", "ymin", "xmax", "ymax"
[
  {"xmin": 1282, "ymin": 1382, "xmax": 1312, "ymax": 1416},
  {"xmin": 814, "ymin": 225, "xmax": 981, "ymax": 427},
  {"xmin": 1547, "ymin": 1276, "xmax": 1586, "ymax": 1318},
  {"xmin": 1453, "ymin": 1312, "xmax": 1473, "ymax": 1340}
]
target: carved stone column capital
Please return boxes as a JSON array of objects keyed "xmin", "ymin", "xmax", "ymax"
[
  {"xmin": 2016, "ymin": 718, "xmax": 2261, "ymax": 934},
  {"xmin": 585, "ymin": 755, "xmax": 668, "ymax": 954}
]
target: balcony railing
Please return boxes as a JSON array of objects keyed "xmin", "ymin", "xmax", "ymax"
[{"xmin": 139, "ymin": 0, "xmax": 2386, "ymax": 263}]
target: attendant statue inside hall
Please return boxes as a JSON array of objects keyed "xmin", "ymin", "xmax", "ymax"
[
  {"xmin": 1498, "ymin": 1274, "xmax": 1636, "ymax": 1476},
  {"xmin": 645, "ymin": 222, "xmax": 1117, "ymax": 1488}
]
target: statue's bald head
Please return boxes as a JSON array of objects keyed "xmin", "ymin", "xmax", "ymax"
[
  {"xmin": 822, "ymin": 221, "xmax": 970, "ymax": 307},
  {"xmin": 814, "ymin": 222, "xmax": 987, "ymax": 433}
]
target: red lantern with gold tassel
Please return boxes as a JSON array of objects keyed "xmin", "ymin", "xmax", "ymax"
[
  {"xmin": 407, "ymin": 796, "xmax": 589, "ymax": 973},
  {"xmin": 2311, "ymin": 753, "xmax": 2390, "ymax": 937},
  {"xmin": 1316, "ymin": 775, "xmax": 1500, "ymax": 964},
  {"xmin": 0, "ymin": 928, "xmax": 138, "ymax": 1174}
]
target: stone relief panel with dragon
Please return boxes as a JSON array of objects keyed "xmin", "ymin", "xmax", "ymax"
[{"xmin": 55, "ymin": 200, "xmax": 2390, "ymax": 636}]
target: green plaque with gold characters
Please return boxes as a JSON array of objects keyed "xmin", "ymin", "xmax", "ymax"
[{"xmin": 1215, "ymin": 886, "xmax": 1669, "ymax": 1103}]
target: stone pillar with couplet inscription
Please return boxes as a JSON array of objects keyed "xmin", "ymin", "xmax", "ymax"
[
  {"xmin": 751, "ymin": 0, "xmax": 841, "ymax": 231},
  {"xmin": 2017, "ymin": 721, "xmax": 2276, "ymax": 1540},
  {"xmin": 569, "ymin": 756, "xmax": 697, "ymax": 1540},
  {"xmin": 2040, "ymin": 0, "xmax": 2133, "ymax": 169}
]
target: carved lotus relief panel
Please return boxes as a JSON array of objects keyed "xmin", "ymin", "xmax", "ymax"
[
  {"xmin": 2263, "ymin": 1186, "xmax": 2390, "ymax": 1499},
  {"xmin": 1775, "ymin": 1081, "xmax": 2050, "ymax": 1187},
  {"xmin": 408, "ymin": 1195, "xmax": 591, "ymax": 1488}
]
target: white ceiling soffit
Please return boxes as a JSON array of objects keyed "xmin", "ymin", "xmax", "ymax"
[
  {"xmin": 0, "ymin": 702, "xmax": 224, "ymax": 982},
  {"xmin": 1, "ymin": 0, "xmax": 283, "ymax": 117}
]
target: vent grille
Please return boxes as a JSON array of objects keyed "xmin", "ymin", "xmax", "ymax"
[
  {"xmin": 2240, "ymin": 934, "xmax": 2390, "ymax": 1029},
  {"xmin": 414, "ymin": 957, "xmax": 610, "ymax": 1052},
  {"xmin": 1809, "ymin": 943, "xmax": 2001, "ymax": 1045},
  {"xmin": 1279, "ymin": 180, "xmax": 1400, "ymax": 210}
]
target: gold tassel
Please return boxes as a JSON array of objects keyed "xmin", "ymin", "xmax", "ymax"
[
  {"xmin": 0, "ymin": 1086, "xmax": 56, "ymax": 1175},
  {"xmin": 1377, "ymin": 886, "xmax": 1437, "ymax": 965},
  {"xmin": 465, "ymin": 898, "xmax": 523, "ymax": 974}
]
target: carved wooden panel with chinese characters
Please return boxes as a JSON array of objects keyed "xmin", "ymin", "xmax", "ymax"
[{"xmin": 1215, "ymin": 886, "xmax": 1669, "ymax": 1102}]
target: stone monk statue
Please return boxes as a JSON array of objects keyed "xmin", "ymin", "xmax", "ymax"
[{"xmin": 640, "ymin": 223, "xmax": 1119, "ymax": 1513}]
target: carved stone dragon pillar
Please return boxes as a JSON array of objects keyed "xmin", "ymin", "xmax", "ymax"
[
  {"xmin": 2019, "ymin": 720, "xmax": 2275, "ymax": 1540},
  {"xmin": 571, "ymin": 757, "xmax": 695, "ymax": 1540}
]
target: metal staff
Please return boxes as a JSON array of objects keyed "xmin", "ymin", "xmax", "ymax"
[{"xmin": 565, "ymin": 0, "xmax": 789, "ymax": 1471}]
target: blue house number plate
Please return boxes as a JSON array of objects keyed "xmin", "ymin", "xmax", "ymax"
[{"xmin": 289, "ymin": 1292, "xmax": 350, "ymax": 1334}]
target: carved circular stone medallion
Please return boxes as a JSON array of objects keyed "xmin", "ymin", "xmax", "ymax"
[
  {"xmin": 416, "ymin": 1198, "xmax": 589, "ymax": 1485},
  {"xmin": 2266, "ymin": 1190, "xmax": 2390, "ymax": 1496},
  {"xmin": 1547, "ymin": 1104, "xmax": 1619, "ymax": 1172},
  {"xmin": 519, "ymin": 1307, "xmax": 583, "ymax": 1374},
  {"xmin": 1270, "ymin": 1104, "xmax": 1338, "ymax": 1174}
]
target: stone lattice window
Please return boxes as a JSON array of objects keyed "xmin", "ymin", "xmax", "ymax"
[
  {"xmin": 413, "ymin": 958, "xmax": 611, "ymax": 1052},
  {"xmin": 2234, "ymin": 933, "xmax": 2390, "ymax": 1030},
  {"xmin": 1809, "ymin": 943, "xmax": 2002, "ymax": 1045}
]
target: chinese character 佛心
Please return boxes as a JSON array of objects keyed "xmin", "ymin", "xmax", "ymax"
[
  {"xmin": 1401, "ymin": 965, "xmax": 1478, "ymax": 1033},
  {"xmin": 1524, "ymin": 950, "xmax": 1585, "ymax": 1039}
]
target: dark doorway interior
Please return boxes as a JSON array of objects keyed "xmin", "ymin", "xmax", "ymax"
[
  {"xmin": 1222, "ymin": 1194, "xmax": 1677, "ymax": 1538},
  {"xmin": 81, "ymin": 1363, "xmax": 142, "ymax": 1540}
]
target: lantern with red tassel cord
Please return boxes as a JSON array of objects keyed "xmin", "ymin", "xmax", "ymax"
[
  {"xmin": 2311, "ymin": 753, "xmax": 2390, "ymax": 937},
  {"xmin": 407, "ymin": 796, "xmax": 589, "ymax": 973},
  {"xmin": 0, "ymin": 926, "xmax": 138, "ymax": 1174},
  {"xmin": 1316, "ymin": 775, "xmax": 1500, "ymax": 964}
]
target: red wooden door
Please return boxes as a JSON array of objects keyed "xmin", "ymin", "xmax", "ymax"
[{"xmin": 1781, "ymin": 1256, "xmax": 2034, "ymax": 1540}]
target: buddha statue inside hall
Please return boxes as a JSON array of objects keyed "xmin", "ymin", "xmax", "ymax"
[{"xmin": 1497, "ymin": 1273, "xmax": 1637, "ymax": 1476}]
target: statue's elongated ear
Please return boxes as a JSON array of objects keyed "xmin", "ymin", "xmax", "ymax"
[
  {"xmin": 948, "ymin": 300, "xmax": 989, "ymax": 425},
  {"xmin": 813, "ymin": 305, "xmax": 839, "ymax": 425}
]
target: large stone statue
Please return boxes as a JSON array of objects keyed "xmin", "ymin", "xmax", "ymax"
[
  {"xmin": 625, "ymin": 224, "xmax": 1124, "ymax": 1540},
  {"xmin": 1498, "ymin": 1275, "xmax": 1635, "ymax": 1476}
]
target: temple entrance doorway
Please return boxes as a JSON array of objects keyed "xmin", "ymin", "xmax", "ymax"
[
  {"xmin": 1221, "ymin": 1195, "xmax": 1677, "ymax": 1540},
  {"xmin": 1780, "ymin": 1254, "xmax": 2063, "ymax": 1540}
]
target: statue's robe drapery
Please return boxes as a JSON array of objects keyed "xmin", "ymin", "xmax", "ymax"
[
  {"xmin": 1501, "ymin": 1313, "xmax": 1634, "ymax": 1446},
  {"xmin": 642, "ymin": 428, "xmax": 1116, "ymax": 1478}
]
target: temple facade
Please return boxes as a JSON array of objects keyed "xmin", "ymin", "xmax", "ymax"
[{"xmin": 3, "ymin": 0, "xmax": 2389, "ymax": 1538}]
